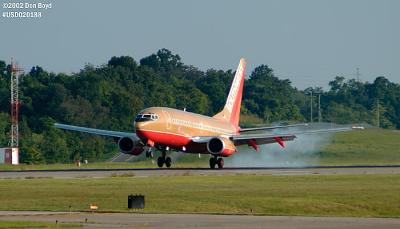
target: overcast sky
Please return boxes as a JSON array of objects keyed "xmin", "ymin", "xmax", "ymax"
[{"xmin": 1, "ymin": 0, "xmax": 399, "ymax": 89}]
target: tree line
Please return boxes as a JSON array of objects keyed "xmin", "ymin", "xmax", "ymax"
[{"xmin": 0, "ymin": 49, "xmax": 399, "ymax": 164}]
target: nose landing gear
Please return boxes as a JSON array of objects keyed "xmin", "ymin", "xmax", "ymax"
[{"xmin": 157, "ymin": 149, "xmax": 172, "ymax": 168}]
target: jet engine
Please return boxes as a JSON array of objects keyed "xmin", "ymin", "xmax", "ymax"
[
  {"xmin": 206, "ymin": 137, "xmax": 236, "ymax": 156},
  {"xmin": 207, "ymin": 137, "xmax": 224, "ymax": 154},
  {"xmin": 118, "ymin": 137, "xmax": 144, "ymax": 155}
]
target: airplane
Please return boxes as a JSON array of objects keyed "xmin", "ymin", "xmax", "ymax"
[{"xmin": 55, "ymin": 58, "xmax": 357, "ymax": 169}]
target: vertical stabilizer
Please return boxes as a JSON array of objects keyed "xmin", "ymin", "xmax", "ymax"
[{"xmin": 213, "ymin": 58, "xmax": 246, "ymax": 128}]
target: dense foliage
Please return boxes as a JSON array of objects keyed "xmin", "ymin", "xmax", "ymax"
[{"xmin": 0, "ymin": 49, "xmax": 399, "ymax": 163}]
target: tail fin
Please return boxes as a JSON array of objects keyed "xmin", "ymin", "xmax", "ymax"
[{"xmin": 213, "ymin": 58, "xmax": 246, "ymax": 127}]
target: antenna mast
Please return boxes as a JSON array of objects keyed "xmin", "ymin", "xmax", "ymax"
[
  {"xmin": 10, "ymin": 59, "xmax": 23, "ymax": 148},
  {"xmin": 355, "ymin": 68, "xmax": 361, "ymax": 82}
]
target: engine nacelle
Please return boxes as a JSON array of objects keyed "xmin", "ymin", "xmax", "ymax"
[
  {"xmin": 206, "ymin": 137, "xmax": 236, "ymax": 156},
  {"xmin": 118, "ymin": 137, "xmax": 144, "ymax": 155},
  {"xmin": 207, "ymin": 137, "xmax": 224, "ymax": 154}
]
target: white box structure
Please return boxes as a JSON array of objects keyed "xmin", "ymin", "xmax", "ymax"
[{"xmin": 0, "ymin": 148, "xmax": 19, "ymax": 165}]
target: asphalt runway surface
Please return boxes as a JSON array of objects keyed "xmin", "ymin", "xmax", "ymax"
[
  {"xmin": 1, "ymin": 167, "xmax": 399, "ymax": 228},
  {"xmin": 0, "ymin": 211, "xmax": 399, "ymax": 229},
  {"xmin": 0, "ymin": 165, "xmax": 400, "ymax": 179}
]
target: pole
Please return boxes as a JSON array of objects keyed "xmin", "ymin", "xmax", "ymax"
[
  {"xmin": 356, "ymin": 68, "xmax": 361, "ymax": 82},
  {"xmin": 9, "ymin": 59, "xmax": 23, "ymax": 148},
  {"xmin": 377, "ymin": 99, "xmax": 380, "ymax": 128},
  {"xmin": 318, "ymin": 93, "xmax": 322, "ymax": 123},
  {"xmin": 310, "ymin": 90, "xmax": 313, "ymax": 123}
]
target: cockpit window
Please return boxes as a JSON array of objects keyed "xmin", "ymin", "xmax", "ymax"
[{"xmin": 135, "ymin": 113, "xmax": 159, "ymax": 122}]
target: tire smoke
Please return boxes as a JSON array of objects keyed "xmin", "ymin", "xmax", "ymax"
[{"xmin": 225, "ymin": 124, "xmax": 337, "ymax": 167}]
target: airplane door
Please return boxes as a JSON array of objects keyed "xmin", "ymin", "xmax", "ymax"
[{"xmin": 162, "ymin": 109, "xmax": 172, "ymax": 130}]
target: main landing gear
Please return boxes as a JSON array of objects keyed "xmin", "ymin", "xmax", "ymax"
[
  {"xmin": 209, "ymin": 156, "xmax": 224, "ymax": 169},
  {"xmin": 157, "ymin": 150, "xmax": 172, "ymax": 168},
  {"xmin": 145, "ymin": 148, "xmax": 154, "ymax": 158}
]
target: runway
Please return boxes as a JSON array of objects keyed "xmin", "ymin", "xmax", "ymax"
[
  {"xmin": 0, "ymin": 165, "xmax": 400, "ymax": 179},
  {"xmin": 0, "ymin": 211, "xmax": 399, "ymax": 229}
]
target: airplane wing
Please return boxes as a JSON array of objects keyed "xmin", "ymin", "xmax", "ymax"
[
  {"xmin": 231, "ymin": 133, "xmax": 296, "ymax": 146},
  {"xmin": 190, "ymin": 133, "xmax": 296, "ymax": 150},
  {"xmin": 192, "ymin": 126, "xmax": 358, "ymax": 150},
  {"xmin": 239, "ymin": 123, "xmax": 308, "ymax": 133},
  {"xmin": 232, "ymin": 126, "xmax": 355, "ymax": 148},
  {"xmin": 54, "ymin": 123, "xmax": 138, "ymax": 139}
]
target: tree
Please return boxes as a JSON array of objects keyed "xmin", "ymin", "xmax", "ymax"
[
  {"xmin": 328, "ymin": 76, "xmax": 345, "ymax": 92},
  {"xmin": 0, "ymin": 112, "xmax": 9, "ymax": 146},
  {"xmin": 20, "ymin": 147, "xmax": 44, "ymax": 164},
  {"xmin": 244, "ymin": 65, "xmax": 303, "ymax": 122},
  {"xmin": 1, "ymin": 51, "xmax": 399, "ymax": 165},
  {"xmin": 108, "ymin": 56, "xmax": 137, "ymax": 70},
  {"xmin": 140, "ymin": 49, "xmax": 183, "ymax": 73}
]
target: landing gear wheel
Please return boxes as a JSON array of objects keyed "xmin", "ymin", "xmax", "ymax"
[
  {"xmin": 209, "ymin": 157, "xmax": 216, "ymax": 169},
  {"xmin": 165, "ymin": 157, "xmax": 172, "ymax": 168},
  {"xmin": 217, "ymin": 158, "xmax": 224, "ymax": 169},
  {"xmin": 157, "ymin": 156, "xmax": 165, "ymax": 168}
]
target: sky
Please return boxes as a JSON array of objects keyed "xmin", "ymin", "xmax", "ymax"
[{"xmin": 1, "ymin": 0, "xmax": 399, "ymax": 89}]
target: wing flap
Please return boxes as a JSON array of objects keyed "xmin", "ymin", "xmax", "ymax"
[
  {"xmin": 232, "ymin": 126, "xmax": 357, "ymax": 147},
  {"xmin": 232, "ymin": 134, "xmax": 296, "ymax": 146},
  {"xmin": 239, "ymin": 123, "xmax": 308, "ymax": 133}
]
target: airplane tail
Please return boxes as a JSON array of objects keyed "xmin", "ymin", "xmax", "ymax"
[{"xmin": 213, "ymin": 58, "xmax": 246, "ymax": 128}]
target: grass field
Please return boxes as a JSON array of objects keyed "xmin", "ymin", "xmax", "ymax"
[
  {"xmin": 0, "ymin": 160, "xmax": 209, "ymax": 171},
  {"xmin": 317, "ymin": 128, "xmax": 400, "ymax": 165},
  {"xmin": 0, "ymin": 221, "xmax": 80, "ymax": 228},
  {"xmin": 0, "ymin": 128, "xmax": 399, "ymax": 170},
  {"xmin": 0, "ymin": 174, "xmax": 399, "ymax": 217}
]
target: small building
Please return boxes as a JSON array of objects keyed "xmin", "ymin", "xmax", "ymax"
[{"xmin": 0, "ymin": 148, "xmax": 19, "ymax": 165}]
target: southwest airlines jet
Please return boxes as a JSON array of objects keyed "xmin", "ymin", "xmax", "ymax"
[{"xmin": 55, "ymin": 58, "xmax": 356, "ymax": 169}]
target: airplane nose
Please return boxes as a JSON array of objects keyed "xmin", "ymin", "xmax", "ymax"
[
  {"xmin": 135, "ymin": 121, "xmax": 145, "ymax": 131},
  {"xmin": 134, "ymin": 111, "xmax": 160, "ymax": 132}
]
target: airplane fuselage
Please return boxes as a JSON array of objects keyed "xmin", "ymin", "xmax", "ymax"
[{"xmin": 135, "ymin": 107, "xmax": 239, "ymax": 155}]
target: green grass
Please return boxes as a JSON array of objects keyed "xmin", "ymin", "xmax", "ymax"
[
  {"xmin": 0, "ymin": 162, "xmax": 138, "ymax": 171},
  {"xmin": 0, "ymin": 159, "xmax": 209, "ymax": 171},
  {"xmin": 317, "ymin": 128, "xmax": 400, "ymax": 165},
  {"xmin": 0, "ymin": 174, "xmax": 399, "ymax": 217},
  {"xmin": 0, "ymin": 221, "xmax": 81, "ymax": 228}
]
